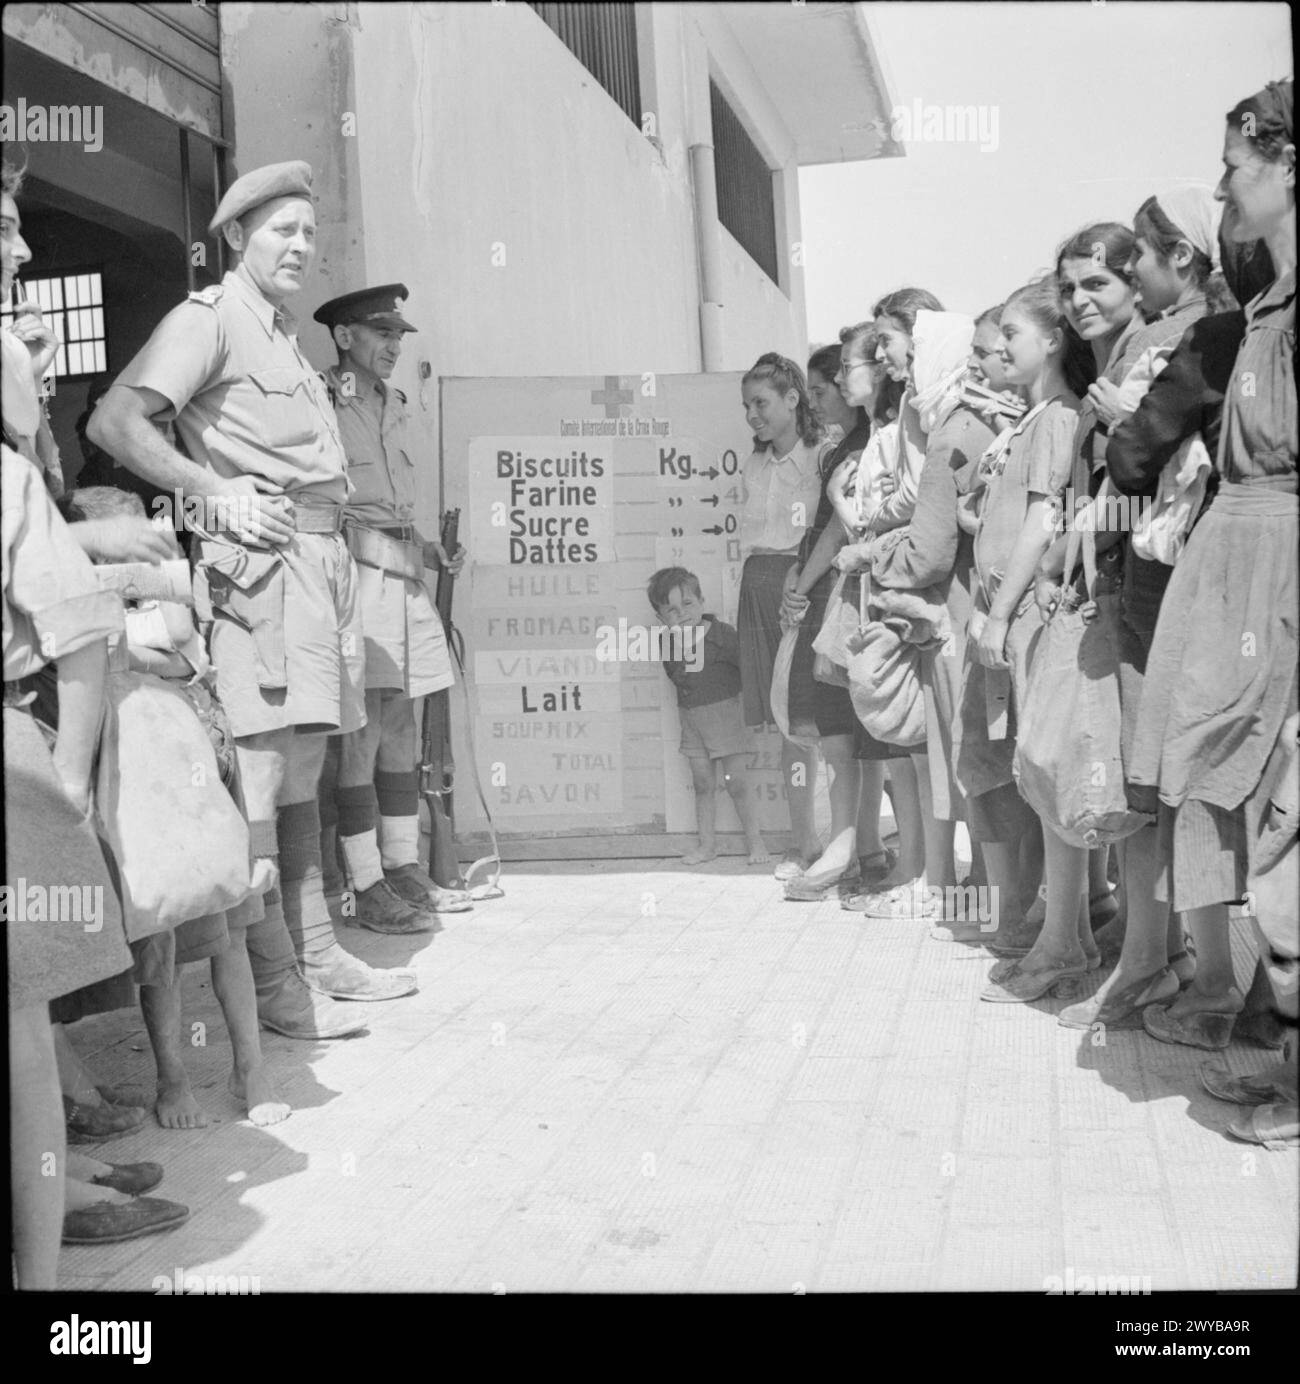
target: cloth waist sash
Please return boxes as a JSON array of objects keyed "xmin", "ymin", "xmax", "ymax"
[{"xmin": 1212, "ymin": 479, "xmax": 1298, "ymax": 515}]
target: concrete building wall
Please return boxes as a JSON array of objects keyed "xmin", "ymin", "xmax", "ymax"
[{"xmin": 219, "ymin": 2, "xmax": 811, "ymax": 531}]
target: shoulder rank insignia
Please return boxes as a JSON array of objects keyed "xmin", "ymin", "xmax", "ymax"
[{"xmin": 187, "ymin": 285, "xmax": 224, "ymax": 306}]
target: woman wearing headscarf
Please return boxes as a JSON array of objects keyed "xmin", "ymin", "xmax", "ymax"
[
  {"xmin": 1126, "ymin": 82, "xmax": 1295, "ymax": 1150},
  {"xmin": 848, "ymin": 300, "xmax": 998, "ymax": 920}
]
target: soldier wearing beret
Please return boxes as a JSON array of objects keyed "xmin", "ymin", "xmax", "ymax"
[
  {"xmin": 314, "ymin": 286, "xmax": 471, "ymax": 930},
  {"xmin": 89, "ymin": 161, "xmax": 418, "ymax": 1039}
]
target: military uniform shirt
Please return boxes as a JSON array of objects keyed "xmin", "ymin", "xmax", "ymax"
[
  {"xmin": 115, "ymin": 268, "xmax": 349, "ymax": 505},
  {"xmin": 326, "ymin": 366, "xmax": 418, "ymax": 527}
]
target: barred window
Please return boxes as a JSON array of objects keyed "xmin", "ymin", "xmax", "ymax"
[
  {"xmin": 710, "ymin": 81, "xmax": 779, "ymax": 285},
  {"xmin": 1, "ymin": 270, "xmax": 107, "ymax": 380},
  {"xmin": 528, "ymin": 3, "xmax": 641, "ymax": 127}
]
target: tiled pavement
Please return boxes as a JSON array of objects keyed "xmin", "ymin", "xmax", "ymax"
[{"xmin": 61, "ymin": 854, "xmax": 1297, "ymax": 1293}]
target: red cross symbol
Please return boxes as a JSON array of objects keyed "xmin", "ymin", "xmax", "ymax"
[{"xmin": 591, "ymin": 375, "xmax": 633, "ymax": 418}]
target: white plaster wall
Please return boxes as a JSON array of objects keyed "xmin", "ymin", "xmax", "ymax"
[{"xmin": 221, "ymin": 2, "xmax": 811, "ymax": 531}]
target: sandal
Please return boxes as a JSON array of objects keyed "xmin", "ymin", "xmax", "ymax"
[
  {"xmin": 846, "ymin": 883, "xmax": 939, "ymax": 921},
  {"xmin": 1225, "ymin": 1102, "xmax": 1299, "ymax": 1151},
  {"xmin": 784, "ymin": 864, "xmax": 854, "ymax": 902},
  {"xmin": 774, "ymin": 850, "xmax": 817, "ymax": 883},
  {"xmin": 981, "ymin": 959, "xmax": 1089, "ymax": 1004},
  {"xmin": 856, "ymin": 848, "xmax": 897, "ymax": 888},
  {"xmin": 1199, "ymin": 1059, "xmax": 1297, "ymax": 1107},
  {"xmin": 1058, "ymin": 965, "xmax": 1179, "ymax": 1030},
  {"xmin": 1142, "ymin": 999, "xmax": 1242, "ymax": 1052}
]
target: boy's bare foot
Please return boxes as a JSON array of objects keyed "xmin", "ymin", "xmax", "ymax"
[
  {"xmin": 681, "ymin": 846, "xmax": 717, "ymax": 865},
  {"xmin": 747, "ymin": 844, "xmax": 772, "ymax": 865},
  {"xmin": 155, "ymin": 1077, "xmax": 210, "ymax": 1129},
  {"xmin": 229, "ymin": 1064, "xmax": 291, "ymax": 1127}
]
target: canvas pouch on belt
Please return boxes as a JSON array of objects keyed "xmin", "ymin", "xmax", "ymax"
[{"xmin": 346, "ymin": 525, "xmax": 424, "ymax": 581}]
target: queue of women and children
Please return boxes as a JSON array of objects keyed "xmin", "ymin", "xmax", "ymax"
[
  {"xmin": 2, "ymin": 77, "xmax": 1296, "ymax": 1290},
  {"xmin": 717, "ymin": 77, "xmax": 1295, "ymax": 1144}
]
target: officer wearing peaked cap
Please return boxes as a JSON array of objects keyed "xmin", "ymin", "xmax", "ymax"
[
  {"xmin": 87, "ymin": 162, "xmax": 419, "ymax": 1035},
  {"xmin": 314, "ymin": 283, "xmax": 472, "ymax": 932}
]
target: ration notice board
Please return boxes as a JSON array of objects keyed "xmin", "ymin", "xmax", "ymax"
[{"xmin": 440, "ymin": 375, "xmax": 789, "ymax": 847}]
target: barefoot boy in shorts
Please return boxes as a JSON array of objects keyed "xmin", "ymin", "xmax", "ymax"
[
  {"xmin": 62, "ymin": 486, "xmax": 290, "ymax": 1129},
  {"xmin": 647, "ymin": 567, "xmax": 770, "ymax": 866}
]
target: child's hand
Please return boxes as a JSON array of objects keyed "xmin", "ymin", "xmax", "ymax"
[
  {"xmin": 78, "ymin": 515, "xmax": 180, "ymax": 564},
  {"xmin": 780, "ymin": 588, "xmax": 810, "ymax": 626}
]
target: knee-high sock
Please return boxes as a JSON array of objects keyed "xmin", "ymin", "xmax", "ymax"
[
  {"xmin": 278, "ymin": 799, "xmax": 334, "ymax": 962},
  {"xmin": 245, "ymin": 885, "xmax": 296, "ymax": 999},
  {"xmin": 243, "ymin": 819, "xmax": 295, "ymax": 996},
  {"xmin": 376, "ymin": 770, "xmax": 420, "ymax": 870}
]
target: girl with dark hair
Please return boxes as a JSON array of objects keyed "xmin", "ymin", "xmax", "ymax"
[
  {"xmin": 983, "ymin": 224, "xmax": 1139, "ymax": 985},
  {"xmin": 779, "ymin": 335, "xmax": 891, "ymax": 899},
  {"xmin": 1019, "ymin": 195, "xmax": 1229, "ymax": 1010},
  {"xmin": 1123, "ymin": 83, "xmax": 1295, "ymax": 1130},
  {"xmin": 737, "ymin": 352, "xmax": 829, "ymax": 876},
  {"xmin": 829, "ymin": 325, "xmax": 930, "ymax": 901}
]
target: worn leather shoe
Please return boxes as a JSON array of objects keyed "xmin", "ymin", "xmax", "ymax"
[
  {"xmin": 384, "ymin": 863, "xmax": 471, "ymax": 915},
  {"xmin": 258, "ymin": 969, "xmax": 370, "ymax": 1039},
  {"xmin": 354, "ymin": 878, "xmax": 436, "ymax": 934},
  {"xmin": 63, "ymin": 1195, "xmax": 190, "ymax": 1245}
]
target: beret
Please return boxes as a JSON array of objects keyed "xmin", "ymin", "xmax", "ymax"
[
  {"xmin": 314, "ymin": 283, "xmax": 417, "ymax": 333},
  {"xmin": 209, "ymin": 160, "xmax": 314, "ymax": 235}
]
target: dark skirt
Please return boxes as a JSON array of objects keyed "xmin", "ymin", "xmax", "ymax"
[
  {"xmin": 4, "ymin": 705, "xmax": 132, "ymax": 1010},
  {"xmin": 738, "ymin": 553, "xmax": 797, "ymax": 728}
]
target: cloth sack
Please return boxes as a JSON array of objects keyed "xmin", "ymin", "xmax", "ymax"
[
  {"xmin": 845, "ymin": 572, "xmax": 930, "ymax": 749},
  {"xmin": 811, "ymin": 571, "xmax": 857, "ymax": 686},
  {"xmin": 770, "ymin": 623, "xmax": 817, "ymax": 747},
  {"xmin": 94, "ymin": 669, "xmax": 255, "ymax": 941},
  {"xmin": 1013, "ymin": 482, "xmax": 1153, "ymax": 846}
]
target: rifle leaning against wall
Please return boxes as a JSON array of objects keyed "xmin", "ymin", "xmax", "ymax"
[{"xmin": 420, "ymin": 508, "xmax": 503, "ymax": 899}]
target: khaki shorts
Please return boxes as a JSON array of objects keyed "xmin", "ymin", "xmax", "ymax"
[
  {"xmin": 196, "ymin": 532, "xmax": 366, "ymax": 737},
  {"xmin": 354, "ymin": 559, "xmax": 454, "ymax": 698},
  {"xmin": 679, "ymin": 696, "xmax": 750, "ymax": 760}
]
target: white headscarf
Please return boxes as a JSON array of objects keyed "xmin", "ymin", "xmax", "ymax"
[
  {"xmin": 909, "ymin": 310, "xmax": 975, "ymax": 435},
  {"xmin": 1152, "ymin": 185, "xmax": 1223, "ymax": 274}
]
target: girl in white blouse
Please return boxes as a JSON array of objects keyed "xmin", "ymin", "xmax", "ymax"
[{"xmin": 736, "ymin": 353, "xmax": 830, "ymax": 877}]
